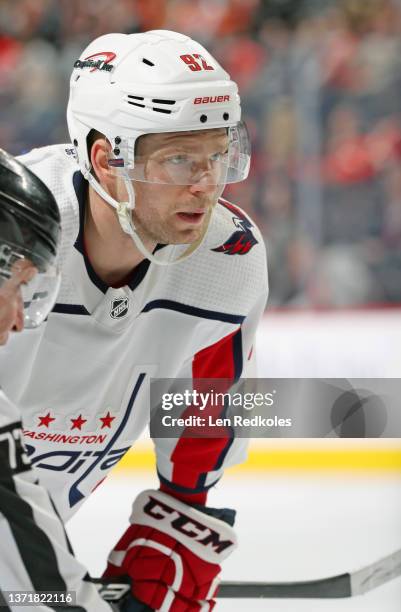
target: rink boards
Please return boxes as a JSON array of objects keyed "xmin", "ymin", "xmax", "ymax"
[{"xmin": 114, "ymin": 309, "xmax": 401, "ymax": 475}]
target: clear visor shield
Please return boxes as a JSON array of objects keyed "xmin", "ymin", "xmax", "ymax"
[
  {"xmin": 0, "ymin": 245, "xmax": 60, "ymax": 329},
  {"xmin": 107, "ymin": 121, "xmax": 251, "ymax": 186},
  {"xmin": 21, "ymin": 267, "xmax": 60, "ymax": 328}
]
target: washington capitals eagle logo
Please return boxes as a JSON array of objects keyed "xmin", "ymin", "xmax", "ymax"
[{"xmin": 212, "ymin": 200, "xmax": 258, "ymax": 256}]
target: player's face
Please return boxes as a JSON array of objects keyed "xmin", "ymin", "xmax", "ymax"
[
  {"xmin": 0, "ymin": 259, "xmax": 37, "ymax": 345},
  {"xmin": 128, "ymin": 129, "xmax": 228, "ymax": 245}
]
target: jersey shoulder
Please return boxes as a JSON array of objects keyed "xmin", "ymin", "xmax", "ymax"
[
  {"xmin": 160, "ymin": 198, "xmax": 268, "ymax": 317},
  {"xmin": 17, "ymin": 144, "xmax": 81, "ymax": 265},
  {"xmin": 17, "ymin": 143, "xmax": 78, "ymax": 184},
  {"xmin": 17, "ymin": 144, "xmax": 79, "ymax": 215}
]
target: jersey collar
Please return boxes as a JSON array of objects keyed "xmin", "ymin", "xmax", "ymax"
[{"xmin": 72, "ymin": 171, "xmax": 155, "ymax": 294}]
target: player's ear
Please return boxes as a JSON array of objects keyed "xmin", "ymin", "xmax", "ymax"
[{"xmin": 90, "ymin": 138, "xmax": 112, "ymax": 185}]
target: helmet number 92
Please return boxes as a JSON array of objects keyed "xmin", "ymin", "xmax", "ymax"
[{"xmin": 180, "ymin": 53, "xmax": 214, "ymax": 72}]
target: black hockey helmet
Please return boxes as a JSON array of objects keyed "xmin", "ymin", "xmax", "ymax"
[
  {"xmin": 0, "ymin": 148, "xmax": 61, "ymax": 272},
  {"xmin": 0, "ymin": 149, "xmax": 62, "ymax": 327}
]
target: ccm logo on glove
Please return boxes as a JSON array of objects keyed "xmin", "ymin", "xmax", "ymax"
[
  {"xmin": 104, "ymin": 490, "xmax": 238, "ymax": 611},
  {"xmin": 131, "ymin": 490, "xmax": 237, "ymax": 564},
  {"xmin": 143, "ymin": 495, "xmax": 233, "ymax": 554}
]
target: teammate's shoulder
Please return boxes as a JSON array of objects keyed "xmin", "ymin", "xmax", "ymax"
[
  {"xmin": 16, "ymin": 143, "xmax": 79, "ymax": 204},
  {"xmin": 16, "ymin": 144, "xmax": 79, "ymax": 200},
  {"xmin": 17, "ymin": 143, "xmax": 78, "ymax": 171},
  {"xmin": 17, "ymin": 144, "xmax": 80, "ymax": 250}
]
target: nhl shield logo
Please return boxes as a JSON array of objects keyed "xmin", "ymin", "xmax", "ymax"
[{"xmin": 110, "ymin": 297, "xmax": 129, "ymax": 319}]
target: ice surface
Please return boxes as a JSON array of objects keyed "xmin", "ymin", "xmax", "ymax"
[{"xmin": 67, "ymin": 471, "xmax": 401, "ymax": 610}]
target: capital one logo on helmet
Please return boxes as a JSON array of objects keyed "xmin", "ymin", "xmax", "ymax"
[{"xmin": 74, "ymin": 51, "xmax": 116, "ymax": 73}]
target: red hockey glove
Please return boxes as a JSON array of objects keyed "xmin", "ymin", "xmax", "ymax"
[{"xmin": 103, "ymin": 489, "xmax": 237, "ymax": 611}]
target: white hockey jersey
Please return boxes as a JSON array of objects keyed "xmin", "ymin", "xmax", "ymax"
[
  {"xmin": 0, "ymin": 391, "xmax": 113, "ymax": 611},
  {"xmin": 0, "ymin": 144, "xmax": 268, "ymax": 522}
]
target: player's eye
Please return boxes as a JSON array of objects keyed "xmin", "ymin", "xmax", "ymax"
[
  {"xmin": 165, "ymin": 154, "xmax": 189, "ymax": 165},
  {"xmin": 210, "ymin": 150, "xmax": 228, "ymax": 162}
]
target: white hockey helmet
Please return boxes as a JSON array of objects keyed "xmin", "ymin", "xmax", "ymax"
[{"xmin": 67, "ymin": 30, "xmax": 250, "ymax": 264}]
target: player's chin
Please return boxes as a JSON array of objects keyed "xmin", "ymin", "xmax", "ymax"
[
  {"xmin": 167, "ymin": 226, "xmax": 205, "ymax": 245},
  {"xmin": 167, "ymin": 216, "xmax": 208, "ymax": 242}
]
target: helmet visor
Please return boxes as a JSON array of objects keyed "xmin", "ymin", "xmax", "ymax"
[
  {"xmin": 21, "ymin": 266, "xmax": 60, "ymax": 328},
  {"xmin": 0, "ymin": 244, "xmax": 60, "ymax": 329},
  {"xmin": 107, "ymin": 121, "xmax": 250, "ymax": 186}
]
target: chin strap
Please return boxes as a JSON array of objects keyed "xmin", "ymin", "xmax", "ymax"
[{"xmin": 83, "ymin": 165, "xmax": 210, "ymax": 266}]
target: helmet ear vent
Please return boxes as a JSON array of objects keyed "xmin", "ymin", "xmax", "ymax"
[
  {"xmin": 152, "ymin": 99, "xmax": 175, "ymax": 105},
  {"xmin": 127, "ymin": 95, "xmax": 145, "ymax": 109},
  {"xmin": 127, "ymin": 95, "xmax": 176, "ymax": 115},
  {"xmin": 142, "ymin": 58, "xmax": 155, "ymax": 67}
]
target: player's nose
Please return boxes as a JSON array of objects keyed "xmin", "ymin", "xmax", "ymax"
[
  {"xmin": 188, "ymin": 175, "xmax": 217, "ymax": 195},
  {"xmin": 0, "ymin": 291, "xmax": 23, "ymax": 339}
]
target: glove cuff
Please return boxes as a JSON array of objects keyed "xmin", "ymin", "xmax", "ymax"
[{"xmin": 190, "ymin": 503, "xmax": 236, "ymax": 528}]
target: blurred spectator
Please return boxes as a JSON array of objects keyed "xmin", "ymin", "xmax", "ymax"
[{"xmin": 0, "ymin": 0, "xmax": 400, "ymax": 308}]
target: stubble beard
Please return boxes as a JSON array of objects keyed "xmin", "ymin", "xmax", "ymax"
[{"xmin": 132, "ymin": 205, "xmax": 212, "ymax": 246}]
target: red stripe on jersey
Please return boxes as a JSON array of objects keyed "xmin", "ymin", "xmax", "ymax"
[
  {"xmin": 164, "ymin": 329, "xmax": 242, "ymax": 502},
  {"xmin": 193, "ymin": 331, "xmax": 236, "ymax": 380}
]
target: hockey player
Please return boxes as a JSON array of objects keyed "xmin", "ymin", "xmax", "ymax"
[
  {"xmin": 0, "ymin": 149, "xmax": 116, "ymax": 611},
  {"xmin": 0, "ymin": 31, "xmax": 268, "ymax": 611}
]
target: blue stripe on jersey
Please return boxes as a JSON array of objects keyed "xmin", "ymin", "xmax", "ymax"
[
  {"xmin": 232, "ymin": 327, "xmax": 244, "ymax": 382},
  {"xmin": 68, "ymin": 372, "xmax": 147, "ymax": 507},
  {"xmin": 142, "ymin": 300, "xmax": 245, "ymax": 324},
  {"xmin": 52, "ymin": 304, "xmax": 90, "ymax": 315},
  {"xmin": 52, "ymin": 301, "xmax": 245, "ymax": 325},
  {"xmin": 157, "ymin": 470, "xmax": 221, "ymax": 494}
]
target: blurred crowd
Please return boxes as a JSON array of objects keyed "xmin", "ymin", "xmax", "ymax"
[{"xmin": 1, "ymin": 0, "xmax": 400, "ymax": 307}]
